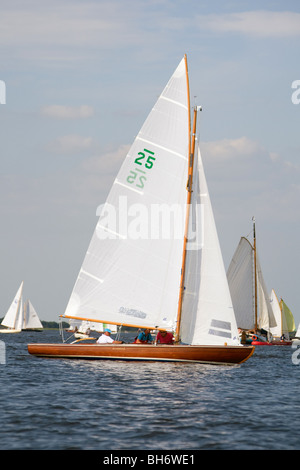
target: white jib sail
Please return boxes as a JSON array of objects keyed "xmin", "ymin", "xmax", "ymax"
[
  {"xmin": 227, "ymin": 237, "xmax": 255, "ymax": 330},
  {"xmin": 256, "ymin": 257, "xmax": 276, "ymax": 331},
  {"xmin": 23, "ymin": 300, "xmax": 43, "ymax": 330},
  {"xmin": 180, "ymin": 143, "xmax": 240, "ymax": 346},
  {"xmin": 269, "ymin": 289, "xmax": 289, "ymax": 338},
  {"xmin": 1, "ymin": 281, "xmax": 24, "ymax": 329},
  {"xmin": 64, "ymin": 57, "xmax": 190, "ymax": 330}
]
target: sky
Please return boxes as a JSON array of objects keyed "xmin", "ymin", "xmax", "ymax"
[{"xmin": 0, "ymin": 0, "xmax": 299, "ymax": 326}]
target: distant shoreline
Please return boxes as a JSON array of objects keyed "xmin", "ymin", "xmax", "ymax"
[{"xmin": 0, "ymin": 319, "xmax": 69, "ymax": 330}]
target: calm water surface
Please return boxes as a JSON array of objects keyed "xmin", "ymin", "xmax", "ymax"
[{"xmin": 1, "ymin": 330, "xmax": 299, "ymax": 450}]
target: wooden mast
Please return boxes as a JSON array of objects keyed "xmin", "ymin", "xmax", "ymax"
[
  {"xmin": 252, "ymin": 217, "xmax": 258, "ymax": 331},
  {"xmin": 174, "ymin": 54, "xmax": 198, "ymax": 343}
]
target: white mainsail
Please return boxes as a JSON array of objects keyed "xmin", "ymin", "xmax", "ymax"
[
  {"xmin": 65, "ymin": 57, "xmax": 190, "ymax": 331},
  {"xmin": 227, "ymin": 236, "xmax": 276, "ymax": 331},
  {"xmin": 180, "ymin": 145, "xmax": 239, "ymax": 345},
  {"xmin": 1, "ymin": 281, "xmax": 24, "ymax": 330}
]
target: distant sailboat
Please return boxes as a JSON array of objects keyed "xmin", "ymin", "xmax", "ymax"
[
  {"xmin": 28, "ymin": 55, "xmax": 254, "ymax": 364},
  {"xmin": 227, "ymin": 219, "xmax": 278, "ymax": 345},
  {"xmin": 0, "ymin": 282, "xmax": 43, "ymax": 333},
  {"xmin": 270, "ymin": 291, "xmax": 295, "ymax": 343},
  {"xmin": 281, "ymin": 298, "xmax": 296, "ymax": 336}
]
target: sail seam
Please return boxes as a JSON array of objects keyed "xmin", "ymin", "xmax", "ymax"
[
  {"xmin": 80, "ymin": 269, "xmax": 104, "ymax": 284},
  {"xmin": 136, "ymin": 137, "xmax": 187, "ymax": 160},
  {"xmin": 97, "ymin": 225, "xmax": 126, "ymax": 239},
  {"xmin": 160, "ymin": 95, "xmax": 188, "ymax": 110},
  {"xmin": 114, "ymin": 179, "xmax": 144, "ymax": 195}
]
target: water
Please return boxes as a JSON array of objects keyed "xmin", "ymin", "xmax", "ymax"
[{"xmin": 1, "ymin": 330, "xmax": 300, "ymax": 450}]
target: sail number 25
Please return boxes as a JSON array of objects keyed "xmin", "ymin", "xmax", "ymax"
[{"xmin": 126, "ymin": 148, "xmax": 156, "ymax": 190}]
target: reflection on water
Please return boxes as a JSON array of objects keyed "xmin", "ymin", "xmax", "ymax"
[{"xmin": 0, "ymin": 330, "xmax": 300, "ymax": 449}]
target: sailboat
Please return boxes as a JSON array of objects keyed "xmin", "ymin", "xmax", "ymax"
[
  {"xmin": 269, "ymin": 290, "xmax": 292, "ymax": 345},
  {"xmin": 28, "ymin": 55, "xmax": 254, "ymax": 364},
  {"xmin": 281, "ymin": 298, "xmax": 296, "ymax": 337},
  {"xmin": 0, "ymin": 282, "xmax": 43, "ymax": 333},
  {"xmin": 227, "ymin": 219, "xmax": 289, "ymax": 345}
]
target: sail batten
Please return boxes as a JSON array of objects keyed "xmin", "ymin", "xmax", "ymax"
[{"xmin": 136, "ymin": 137, "xmax": 187, "ymax": 160}]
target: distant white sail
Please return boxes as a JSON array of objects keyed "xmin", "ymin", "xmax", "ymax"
[
  {"xmin": 23, "ymin": 300, "xmax": 43, "ymax": 330},
  {"xmin": 269, "ymin": 289, "xmax": 289, "ymax": 339},
  {"xmin": 227, "ymin": 238, "xmax": 254, "ymax": 330},
  {"xmin": 227, "ymin": 236, "xmax": 276, "ymax": 331},
  {"xmin": 256, "ymin": 258, "xmax": 276, "ymax": 331},
  {"xmin": 1, "ymin": 282, "xmax": 24, "ymax": 330}
]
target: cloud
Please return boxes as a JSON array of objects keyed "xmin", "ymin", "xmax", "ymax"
[
  {"xmin": 197, "ymin": 11, "xmax": 300, "ymax": 37},
  {"xmin": 0, "ymin": 1, "xmax": 148, "ymax": 64},
  {"xmin": 201, "ymin": 136, "xmax": 300, "ymax": 224},
  {"xmin": 50, "ymin": 134, "xmax": 95, "ymax": 154},
  {"xmin": 41, "ymin": 105, "xmax": 94, "ymax": 119},
  {"xmin": 202, "ymin": 136, "xmax": 263, "ymax": 161}
]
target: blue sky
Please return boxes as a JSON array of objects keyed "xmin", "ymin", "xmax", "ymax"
[{"xmin": 0, "ymin": 0, "xmax": 300, "ymax": 326}]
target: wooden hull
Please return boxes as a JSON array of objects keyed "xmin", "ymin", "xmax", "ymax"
[{"xmin": 27, "ymin": 343, "xmax": 255, "ymax": 365}]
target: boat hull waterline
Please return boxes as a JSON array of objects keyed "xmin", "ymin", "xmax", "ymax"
[
  {"xmin": 0, "ymin": 329, "xmax": 22, "ymax": 334},
  {"xmin": 251, "ymin": 340, "xmax": 292, "ymax": 346},
  {"xmin": 28, "ymin": 343, "xmax": 255, "ymax": 365}
]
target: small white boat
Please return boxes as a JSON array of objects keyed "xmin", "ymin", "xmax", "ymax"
[{"xmin": 0, "ymin": 282, "xmax": 43, "ymax": 333}]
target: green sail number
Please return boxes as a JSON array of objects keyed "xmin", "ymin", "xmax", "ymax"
[
  {"xmin": 134, "ymin": 149, "xmax": 156, "ymax": 169},
  {"xmin": 126, "ymin": 149, "xmax": 156, "ymax": 190}
]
